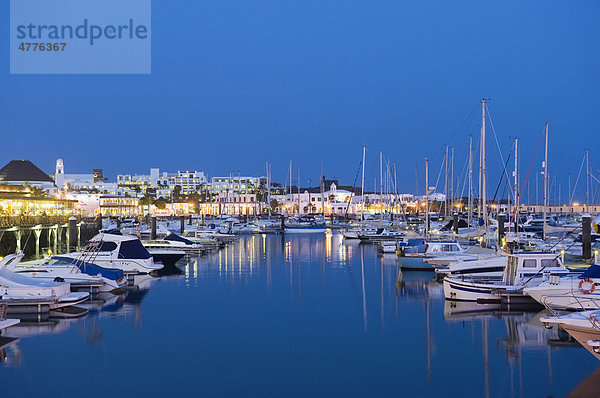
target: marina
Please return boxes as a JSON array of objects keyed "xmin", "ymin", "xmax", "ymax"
[
  {"xmin": 4, "ymin": 1, "xmax": 600, "ymax": 396},
  {"xmin": 0, "ymin": 232, "xmax": 598, "ymax": 397}
]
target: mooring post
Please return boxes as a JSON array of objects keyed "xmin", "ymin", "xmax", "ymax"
[
  {"xmin": 34, "ymin": 229, "xmax": 42, "ymax": 258},
  {"xmin": 498, "ymin": 214, "xmax": 505, "ymax": 246},
  {"xmin": 453, "ymin": 213, "xmax": 459, "ymax": 234},
  {"xmin": 180, "ymin": 216, "xmax": 185, "ymax": 234},
  {"xmin": 151, "ymin": 215, "xmax": 157, "ymax": 240},
  {"xmin": 68, "ymin": 216, "xmax": 77, "ymax": 252},
  {"xmin": 583, "ymin": 213, "xmax": 592, "ymax": 262},
  {"xmin": 95, "ymin": 213, "xmax": 103, "ymax": 232},
  {"xmin": 116, "ymin": 216, "xmax": 122, "ymax": 229}
]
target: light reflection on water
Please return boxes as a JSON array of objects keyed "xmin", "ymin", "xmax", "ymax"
[{"xmin": 0, "ymin": 232, "xmax": 598, "ymax": 397}]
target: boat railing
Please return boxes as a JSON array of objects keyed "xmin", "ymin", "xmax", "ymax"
[
  {"xmin": 589, "ymin": 313, "xmax": 600, "ymax": 332},
  {"xmin": 71, "ymin": 239, "xmax": 103, "ymax": 273}
]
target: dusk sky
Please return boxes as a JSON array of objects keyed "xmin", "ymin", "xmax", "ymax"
[{"xmin": 2, "ymin": 1, "xmax": 599, "ymax": 202}]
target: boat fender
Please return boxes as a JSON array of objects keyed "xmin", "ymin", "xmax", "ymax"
[
  {"xmin": 579, "ymin": 278, "xmax": 595, "ymax": 294},
  {"xmin": 54, "ymin": 277, "xmax": 65, "ymax": 283}
]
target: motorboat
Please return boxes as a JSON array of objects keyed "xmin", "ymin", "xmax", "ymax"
[
  {"xmin": 399, "ymin": 241, "xmax": 465, "ymax": 271},
  {"xmin": 61, "ymin": 231, "xmax": 163, "ymax": 275},
  {"xmin": 358, "ymin": 228, "xmax": 405, "ymax": 242},
  {"xmin": 524, "ymin": 263, "xmax": 600, "ymax": 310},
  {"xmin": 443, "ymin": 252, "xmax": 575, "ymax": 302},
  {"xmin": 14, "ymin": 255, "xmax": 127, "ymax": 293},
  {"xmin": 436, "ymin": 255, "xmax": 506, "ymax": 280},
  {"xmin": 143, "ymin": 233, "xmax": 206, "ymax": 255},
  {"xmin": 284, "ymin": 218, "xmax": 326, "ymax": 233},
  {"xmin": 0, "ymin": 254, "xmax": 89, "ymax": 313},
  {"xmin": 342, "ymin": 225, "xmax": 379, "ymax": 239},
  {"xmin": 541, "ymin": 310, "xmax": 600, "ymax": 360}
]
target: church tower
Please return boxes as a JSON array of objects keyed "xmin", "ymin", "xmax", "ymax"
[{"xmin": 55, "ymin": 159, "xmax": 65, "ymax": 188}]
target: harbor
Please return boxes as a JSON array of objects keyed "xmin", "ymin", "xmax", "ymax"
[
  {"xmin": 1, "ymin": 231, "xmax": 598, "ymax": 397},
  {"xmin": 5, "ymin": 0, "xmax": 600, "ymax": 396}
]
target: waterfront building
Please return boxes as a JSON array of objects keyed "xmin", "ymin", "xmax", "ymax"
[
  {"xmin": 54, "ymin": 159, "xmax": 118, "ymax": 194},
  {"xmin": 118, "ymin": 168, "xmax": 208, "ymax": 197},
  {"xmin": 0, "ymin": 184, "xmax": 75, "ymax": 217},
  {"xmin": 99, "ymin": 195, "xmax": 140, "ymax": 216},
  {"xmin": 210, "ymin": 176, "xmax": 266, "ymax": 196},
  {"xmin": 0, "ymin": 160, "xmax": 57, "ymax": 195}
]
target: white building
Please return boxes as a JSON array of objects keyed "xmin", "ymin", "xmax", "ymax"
[
  {"xmin": 55, "ymin": 159, "xmax": 118, "ymax": 194},
  {"xmin": 211, "ymin": 176, "xmax": 266, "ymax": 196}
]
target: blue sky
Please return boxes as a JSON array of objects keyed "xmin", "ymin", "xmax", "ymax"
[{"xmin": 1, "ymin": 1, "xmax": 599, "ymax": 202}]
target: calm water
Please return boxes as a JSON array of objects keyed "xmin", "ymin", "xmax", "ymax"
[{"xmin": 1, "ymin": 232, "xmax": 598, "ymax": 397}]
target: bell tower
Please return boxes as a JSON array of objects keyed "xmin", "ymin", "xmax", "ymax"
[{"xmin": 55, "ymin": 159, "xmax": 65, "ymax": 188}]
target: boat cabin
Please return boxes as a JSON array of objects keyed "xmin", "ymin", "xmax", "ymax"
[{"xmin": 503, "ymin": 252, "xmax": 565, "ymax": 285}]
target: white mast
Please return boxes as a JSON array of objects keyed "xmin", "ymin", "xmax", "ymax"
[
  {"xmin": 361, "ymin": 146, "xmax": 366, "ymax": 222},
  {"xmin": 468, "ymin": 135, "xmax": 473, "ymax": 225},
  {"xmin": 425, "ymin": 158, "xmax": 429, "ymax": 235},
  {"xmin": 379, "ymin": 151, "xmax": 383, "ymax": 224},
  {"xmin": 543, "ymin": 122, "xmax": 549, "ymax": 240},
  {"xmin": 513, "ymin": 138, "xmax": 518, "ymax": 236},
  {"xmin": 481, "ymin": 98, "xmax": 488, "ymax": 247}
]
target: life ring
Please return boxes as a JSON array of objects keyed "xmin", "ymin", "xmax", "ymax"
[{"xmin": 579, "ymin": 278, "xmax": 596, "ymax": 294}]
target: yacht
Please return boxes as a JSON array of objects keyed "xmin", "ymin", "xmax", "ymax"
[
  {"xmin": 524, "ymin": 263, "xmax": 599, "ymax": 310},
  {"xmin": 443, "ymin": 252, "xmax": 574, "ymax": 302},
  {"xmin": 541, "ymin": 310, "xmax": 600, "ymax": 360},
  {"xmin": 62, "ymin": 231, "xmax": 163, "ymax": 274},
  {"xmin": 0, "ymin": 254, "xmax": 89, "ymax": 313},
  {"xmin": 399, "ymin": 241, "xmax": 465, "ymax": 270},
  {"xmin": 284, "ymin": 218, "xmax": 326, "ymax": 233},
  {"xmin": 143, "ymin": 233, "xmax": 206, "ymax": 255},
  {"xmin": 14, "ymin": 255, "xmax": 127, "ymax": 293}
]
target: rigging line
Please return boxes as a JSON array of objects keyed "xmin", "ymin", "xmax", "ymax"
[
  {"xmin": 428, "ymin": 103, "xmax": 479, "ymax": 161},
  {"xmin": 492, "ymin": 152, "xmax": 512, "ymax": 202},
  {"xmin": 344, "ymin": 156, "xmax": 363, "ymax": 217},
  {"xmin": 485, "ymin": 103, "xmax": 515, "ymax": 201},
  {"xmin": 570, "ymin": 153, "xmax": 586, "ymax": 205},
  {"xmin": 434, "ymin": 150, "xmax": 447, "ymax": 194},
  {"xmin": 457, "ymin": 145, "xmax": 470, "ymax": 199}
]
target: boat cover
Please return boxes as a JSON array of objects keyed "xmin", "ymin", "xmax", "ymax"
[
  {"xmin": 51, "ymin": 257, "xmax": 124, "ymax": 281},
  {"xmin": 164, "ymin": 233, "xmax": 195, "ymax": 245},
  {"xmin": 580, "ymin": 264, "xmax": 600, "ymax": 279}
]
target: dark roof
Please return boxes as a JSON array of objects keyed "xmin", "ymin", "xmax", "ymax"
[{"xmin": 0, "ymin": 160, "xmax": 54, "ymax": 183}]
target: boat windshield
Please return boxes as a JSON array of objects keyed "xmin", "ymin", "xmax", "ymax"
[{"xmin": 118, "ymin": 239, "xmax": 152, "ymax": 259}]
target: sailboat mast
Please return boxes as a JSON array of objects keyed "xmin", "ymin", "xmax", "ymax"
[
  {"xmin": 513, "ymin": 138, "xmax": 518, "ymax": 235},
  {"xmin": 543, "ymin": 122, "xmax": 549, "ymax": 240},
  {"xmin": 379, "ymin": 151, "xmax": 383, "ymax": 223},
  {"xmin": 425, "ymin": 158, "xmax": 429, "ymax": 235},
  {"xmin": 468, "ymin": 135, "xmax": 473, "ymax": 225},
  {"xmin": 481, "ymin": 98, "xmax": 488, "ymax": 246},
  {"xmin": 320, "ymin": 161, "xmax": 325, "ymax": 218},
  {"xmin": 361, "ymin": 146, "xmax": 366, "ymax": 222}
]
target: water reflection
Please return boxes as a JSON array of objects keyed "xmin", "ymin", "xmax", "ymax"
[{"xmin": 0, "ymin": 233, "xmax": 597, "ymax": 397}]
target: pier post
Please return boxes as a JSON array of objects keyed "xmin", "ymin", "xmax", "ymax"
[
  {"xmin": 188, "ymin": 214, "xmax": 192, "ymax": 225},
  {"xmin": 180, "ymin": 216, "xmax": 185, "ymax": 234},
  {"xmin": 116, "ymin": 217, "xmax": 121, "ymax": 229},
  {"xmin": 151, "ymin": 215, "xmax": 157, "ymax": 240},
  {"xmin": 453, "ymin": 213, "xmax": 459, "ymax": 234},
  {"xmin": 583, "ymin": 214, "xmax": 592, "ymax": 262},
  {"xmin": 95, "ymin": 214, "xmax": 103, "ymax": 231},
  {"xmin": 52, "ymin": 227, "xmax": 58, "ymax": 253},
  {"xmin": 498, "ymin": 214, "xmax": 505, "ymax": 245},
  {"xmin": 68, "ymin": 216, "xmax": 77, "ymax": 252},
  {"xmin": 34, "ymin": 229, "xmax": 41, "ymax": 258},
  {"xmin": 14, "ymin": 230, "xmax": 22, "ymax": 253}
]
